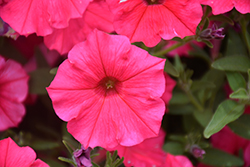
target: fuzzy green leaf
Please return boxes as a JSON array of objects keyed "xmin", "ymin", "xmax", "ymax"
[
  {"xmin": 228, "ymin": 114, "xmax": 250, "ymax": 139},
  {"xmin": 201, "ymin": 148, "xmax": 244, "ymax": 166},
  {"xmin": 204, "ymin": 100, "xmax": 245, "ymax": 138},
  {"xmin": 226, "ymin": 72, "xmax": 246, "ymax": 91},
  {"xmin": 229, "ymin": 88, "xmax": 249, "ymax": 99},
  {"xmin": 212, "ymin": 56, "xmax": 250, "ymax": 72}
]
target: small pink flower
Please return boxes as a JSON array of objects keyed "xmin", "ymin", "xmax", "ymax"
[
  {"xmin": 107, "ymin": 0, "xmax": 202, "ymax": 47},
  {"xmin": 0, "ymin": 55, "xmax": 29, "ymax": 131},
  {"xmin": 108, "ymin": 129, "xmax": 166, "ymax": 167},
  {"xmin": 0, "ymin": 137, "xmax": 49, "ymax": 167},
  {"xmin": 165, "ymin": 153, "xmax": 193, "ymax": 167},
  {"xmin": 47, "ymin": 29, "xmax": 166, "ymax": 149},
  {"xmin": 44, "ymin": 0, "xmax": 114, "ymax": 55},
  {"xmin": 0, "ymin": 0, "xmax": 92, "ymax": 36},
  {"xmin": 200, "ymin": 0, "xmax": 250, "ymax": 15}
]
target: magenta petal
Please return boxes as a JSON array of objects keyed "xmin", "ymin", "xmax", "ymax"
[
  {"xmin": 0, "ymin": 0, "xmax": 92, "ymax": 36},
  {"xmin": 0, "ymin": 138, "xmax": 36, "ymax": 166},
  {"xmin": 165, "ymin": 153, "xmax": 193, "ymax": 167},
  {"xmin": 44, "ymin": 0, "xmax": 114, "ymax": 55},
  {"xmin": 107, "ymin": 0, "xmax": 202, "ymax": 47},
  {"xmin": 0, "ymin": 56, "xmax": 29, "ymax": 131},
  {"xmin": 109, "ymin": 129, "xmax": 166, "ymax": 167},
  {"xmin": 0, "ymin": 98, "xmax": 25, "ymax": 131}
]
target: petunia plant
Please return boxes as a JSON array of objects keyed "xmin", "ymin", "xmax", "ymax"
[{"xmin": 0, "ymin": 0, "xmax": 250, "ymax": 167}]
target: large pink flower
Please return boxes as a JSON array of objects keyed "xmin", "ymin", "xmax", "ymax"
[
  {"xmin": 0, "ymin": 0, "xmax": 92, "ymax": 36},
  {"xmin": 0, "ymin": 137, "xmax": 49, "ymax": 167},
  {"xmin": 200, "ymin": 0, "xmax": 250, "ymax": 15},
  {"xmin": 0, "ymin": 55, "xmax": 29, "ymax": 131},
  {"xmin": 47, "ymin": 29, "xmax": 166, "ymax": 149},
  {"xmin": 106, "ymin": 0, "xmax": 202, "ymax": 47},
  {"xmin": 109, "ymin": 129, "xmax": 166, "ymax": 167},
  {"xmin": 44, "ymin": 0, "xmax": 114, "ymax": 55}
]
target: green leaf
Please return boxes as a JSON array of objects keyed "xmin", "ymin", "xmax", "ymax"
[
  {"xmin": 228, "ymin": 114, "xmax": 250, "ymax": 139},
  {"xmin": 190, "ymin": 81, "xmax": 215, "ymax": 92},
  {"xmin": 202, "ymin": 40, "xmax": 213, "ymax": 48},
  {"xmin": 201, "ymin": 148, "xmax": 244, "ymax": 166},
  {"xmin": 29, "ymin": 68, "xmax": 55, "ymax": 94},
  {"xmin": 92, "ymin": 162, "xmax": 100, "ymax": 167},
  {"xmin": 193, "ymin": 109, "xmax": 213, "ymax": 128},
  {"xmin": 164, "ymin": 60, "xmax": 179, "ymax": 77},
  {"xmin": 229, "ymin": 88, "xmax": 249, "ymax": 99},
  {"xmin": 50, "ymin": 67, "xmax": 58, "ymax": 75},
  {"xmin": 168, "ymin": 104, "xmax": 195, "ymax": 115},
  {"xmin": 163, "ymin": 142, "xmax": 184, "ymax": 155},
  {"xmin": 204, "ymin": 100, "xmax": 245, "ymax": 138},
  {"xmin": 225, "ymin": 29, "xmax": 248, "ymax": 57},
  {"xmin": 58, "ymin": 157, "xmax": 76, "ymax": 166},
  {"xmin": 174, "ymin": 55, "xmax": 184, "ymax": 73},
  {"xmin": 62, "ymin": 140, "xmax": 75, "ymax": 155},
  {"xmin": 112, "ymin": 150, "xmax": 118, "ymax": 162},
  {"xmin": 202, "ymin": 18, "xmax": 210, "ymax": 30},
  {"xmin": 113, "ymin": 157, "xmax": 124, "ymax": 167},
  {"xmin": 31, "ymin": 140, "xmax": 60, "ymax": 150},
  {"xmin": 212, "ymin": 56, "xmax": 250, "ymax": 72},
  {"xmin": 209, "ymin": 15, "xmax": 234, "ymax": 25},
  {"xmin": 226, "ymin": 72, "xmax": 246, "ymax": 91},
  {"xmin": 169, "ymin": 91, "xmax": 189, "ymax": 105}
]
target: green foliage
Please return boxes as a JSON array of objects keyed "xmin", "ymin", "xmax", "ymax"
[
  {"xmin": 226, "ymin": 72, "xmax": 246, "ymax": 91},
  {"xmin": 209, "ymin": 14, "xmax": 234, "ymax": 25},
  {"xmin": 201, "ymin": 148, "xmax": 244, "ymax": 166},
  {"xmin": 29, "ymin": 68, "xmax": 55, "ymax": 94},
  {"xmin": 163, "ymin": 142, "xmax": 184, "ymax": 155},
  {"xmin": 212, "ymin": 55, "xmax": 250, "ymax": 72},
  {"xmin": 228, "ymin": 114, "xmax": 250, "ymax": 139},
  {"xmin": 229, "ymin": 88, "xmax": 249, "ymax": 99},
  {"xmin": 204, "ymin": 100, "xmax": 245, "ymax": 138},
  {"xmin": 164, "ymin": 59, "xmax": 179, "ymax": 77},
  {"xmin": 105, "ymin": 150, "xmax": 124, "ymax": 167}
]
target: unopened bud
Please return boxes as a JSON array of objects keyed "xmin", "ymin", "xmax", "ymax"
[{"xmin": 73, "ymin": 146, "xmax": 92, "ymax": 167}]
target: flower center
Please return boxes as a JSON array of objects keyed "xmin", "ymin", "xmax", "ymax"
[
  {"xmin": 99, "ymin": 77, "xmax": 119, "ymax": 90},
  {"xmin": 144, "ymin": 0, "xmax": 165, "ymax": 5}
]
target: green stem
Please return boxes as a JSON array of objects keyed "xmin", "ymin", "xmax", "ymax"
[
  {"xmin": 240, "ymin": 18, "xmax": 250, "ymax": 55},
  {"xmin": 152, "ymin": 36, "xmax": 195, "ymax": 58},
  {"xmin": 186, "ymin": 90, "xmax": 204, "ymax": 112}
]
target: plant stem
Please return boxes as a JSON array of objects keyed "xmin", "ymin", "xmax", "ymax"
[
  {"xmin": 240, "ymin": 18, "xmax": 250, "ymax": 55},
  {"xmin": 185, "ymin": 90, "xmax": 204, "ymax": 112},
  {"xmin": 152, "ymin": 36, "xmax": 195, "ymax": 57}
]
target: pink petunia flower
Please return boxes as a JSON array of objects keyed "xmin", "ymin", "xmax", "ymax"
[
  {"xmin": 0, "ymin": 0, "xmax": 92, "ymax": 36},
  {"xmin": 165, "ymin": 153, "xmax": 193, "ymax": 167},
  {"xmin": 106, "ymin": 0, "xmax": 203, "ymax": 47},
  {"xmin": 0, "ymin": 137, "xmax": 49, "ymax": 167},
  {"xmin": 47, "ymin": 29, "xmax": 166, "ymax": 149},
  {"xmin": 200, "ymin": 0, "xmax": 250, "ymax": 15},
  {"xmin": 44, "ymin": 0, "xmax": 114, "ymax": 55},
  {"xmin": 108, "ymin": 129, "xmax": 166, "ymax": 167},
  {"xmin": 0, "ymin": 55, "xmax": 29, "ymax": 131}
]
